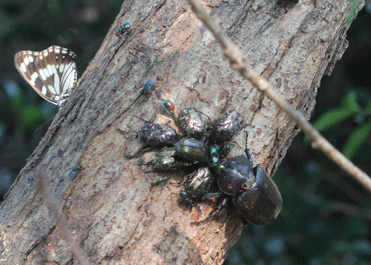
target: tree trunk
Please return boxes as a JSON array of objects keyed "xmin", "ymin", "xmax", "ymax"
[{"xmin": 0, "ymin": 0, "xmax": 362, "ymax": 264}]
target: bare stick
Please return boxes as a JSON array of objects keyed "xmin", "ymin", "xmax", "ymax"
[
  {"xmin": 37, "ymin": 170, "xmax": 91, "ymax": 265},
  {"xmin": 321, "ymin": 201, "xmax": 371, "ymax": 220},
  {"xmin": 187, "ymin": 0, "xmax": 371, "ymax": 193}
]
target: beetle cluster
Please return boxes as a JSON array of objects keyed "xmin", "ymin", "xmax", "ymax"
[{"xmin": 128, "ymin": 100, "xmax": 283, "ymax": 225}]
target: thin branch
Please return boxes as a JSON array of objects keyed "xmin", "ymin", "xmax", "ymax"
[
  {"xmin": 37, "ymin": 170, "xmax": 91, "ymax": 265},
  {"xmin": 187, "ymin": 0, "xmax": 371, "ymax": 193},
  {"xmin": 321, "ymin": 201, "xmax": 371, "ymax": 220}
]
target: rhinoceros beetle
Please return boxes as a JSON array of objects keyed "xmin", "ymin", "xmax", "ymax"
[
  {"xmin": 232, "ymin": 165, "xmax": 283, "ymax": 225},
  {"xmin": 213, "ymin": 143, "xmax": 283, "ymax": 225}
]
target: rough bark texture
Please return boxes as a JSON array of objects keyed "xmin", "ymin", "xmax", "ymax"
[{"xmin": 0, "ymin": 0, "xmax": 363, "ymax": 264}]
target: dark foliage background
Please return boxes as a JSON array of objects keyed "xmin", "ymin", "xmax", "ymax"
[{"xmin": 0, "ymin": 1, "xmax": 370, "ymax": 264}]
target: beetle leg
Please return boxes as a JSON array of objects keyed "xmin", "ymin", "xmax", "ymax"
[
  {"xmin": 195, "ymin": 197, "xmax": 228, "ymax": 225},
  {"xmin": 140, "ymin": 117, "xmax": 153, "ymax": 124},
  {"xmin": 202, "ymin": 191, "xmax": 224, "ymax": 200},
  {"xmin": 138, "ymin": 160, "xmax": 151, "ymax": 167},
  {"xmin": 244, "ymin": 148, "xmax": 253, "ymax": 162},
  {"xmin": 125, "ymin": 146, "xmax": 154, "ymax": 159},
  {"xmin": 221, "ymin": 96, "xmax": 231, "ymax": 113},
  {"xmin": 177, "ymin": 171, "xmax": 196, "ymax": 187},
  {"xmin": 243, "ymin": 131, "xmax": 254, "ymax": 163}
]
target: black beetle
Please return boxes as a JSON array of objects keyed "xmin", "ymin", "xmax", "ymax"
[
  {"xmin": 179, "ymin": 167, "xmax": 215, "ymax": 207},
  {"xmin": 143, "ymin": 147, "xmax": 193, "ymax": 171},
  {"xmin": 214, "ymin": 150, "xmax": 254, "ymax": 196},
  {"xmin": 174, "ymin": 137, "xmax": 209, "ymax": 163},
  {"xmin": 125, "ymin": 122, "xmax": 179, "ymax": 159},
  {"xmin": 214, "ymin": 146, "xmax": 282, "ymax": 225},
  {"xmin": 178, "ymin": 107, "xmax": 205, "ymax": 140},
  {"xmin": 233, "ymin": 166, "xmax": 283, "ymax": 225},
  {"xmin": 139, "ymin": 123, "xmax": 178, "ymax": 147},
  {"xmin": 211, "ymin": 110, "xmax": 244, "ymax": 143},
  {"xmin": 116, "ymin": 22, "xmax": 131, "ymax": 37}
]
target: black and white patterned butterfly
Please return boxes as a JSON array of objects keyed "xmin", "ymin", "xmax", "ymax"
[{"xmin": 14, "ymin": 45, "xmax": 77, "ymax": 107}]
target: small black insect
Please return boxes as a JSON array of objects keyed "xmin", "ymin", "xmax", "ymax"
[
  {"xmin": 116, "ymin": 22, "xmax": 131, "ymax": 37},
  {"xmin": 178, "ymin": 107, "xmax": 205, "ymax": 140},
  {"xmin": 125, "ymin": 122, "xmax": 179, "ymax": 159},
  {"xmin": 68, "ymin": 164, "xmax": 83, "ymax": 180},
  {"xmin": 142, "ymin": 76, "xmax": 157, "ymax": 95}
]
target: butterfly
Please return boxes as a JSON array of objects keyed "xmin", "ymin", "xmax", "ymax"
[{"xmin": 14, "ymin": 45, "xmax": 77, "ymax": 107}]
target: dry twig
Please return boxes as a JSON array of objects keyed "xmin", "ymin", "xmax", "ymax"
[{"xmin": 37, "ymin": 170, "xmax": 91, "ymax": 265}]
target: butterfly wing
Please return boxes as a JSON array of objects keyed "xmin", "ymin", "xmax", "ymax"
[
  {"xmin": 14, "ymin": 49, "xmax": 52, "ymax": 103},
  {"xmin": 14, "ymin": 45, "xmax": 77, "ymax": 106}
]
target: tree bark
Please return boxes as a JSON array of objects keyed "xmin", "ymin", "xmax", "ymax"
[{"xmin": 0, "ymin": 0, "xmax": 363, "ymax": 264}]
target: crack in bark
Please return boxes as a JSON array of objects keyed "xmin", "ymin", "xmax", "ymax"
[{"xmin": 24, "ymin": 224, "xmax": 57, "ymax": 262}]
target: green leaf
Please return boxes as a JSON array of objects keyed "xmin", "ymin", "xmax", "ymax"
[
  {"xmin": 346, "ymin": 0, "xmax": 359, "ymax": 23},
  {"xmin": 343, "ymin": 120, "xmax": 371, "ymax": 159},
  {"xmin": 313, "ymin": 108, "xmax": 355, "ymax": 132},
  {"xmin": 305, "ymin": 108, "xmax": 355, "ymax": 143},
  {"xmin": 342, "ymin": 91, "xmax": 360, "ymax": 112},
  {"xmin": 18, "ymin": 105, "xmax": 43, "ymax": 134},
  {"xmin": 365, "ymin": 98, "xmax": 371, "ymax": 112},
  {"xmin": 10, "ymin": 93, "xmax": 25, "ymax": 110}
]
